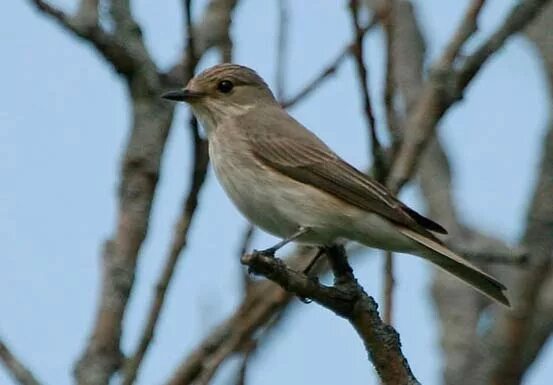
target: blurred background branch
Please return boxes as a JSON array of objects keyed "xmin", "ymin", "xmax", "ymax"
[{"xmin": 0, "ymin": 340, "xmax": 41, "ymax": 385}]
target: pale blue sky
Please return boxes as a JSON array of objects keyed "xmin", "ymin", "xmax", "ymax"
[{"xmin": 1, "ymin": 1, "xmax": 551, "ymax": 384}]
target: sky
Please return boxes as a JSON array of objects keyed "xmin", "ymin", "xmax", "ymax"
[{"xmin": 1, "ymin": 1, "xmax": 552, "ymax": 385}]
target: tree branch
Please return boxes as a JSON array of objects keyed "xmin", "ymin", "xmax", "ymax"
[
  {"xmin": 387, "ymin": 0, "xmax": 551, "ymax": 193},
  {"xmin": 281, "ymin": 17, "xmax": 378, "ymax": 109},
  {"xmin": 348, "ymin": 0, "xmax": 385, "ymax": 181},
  {"xmin": 386, "ymin": 4, "xmax": 537, "ymax": 382},
  {"xmin": 382, "ymin": 0, "xmax": 401, "ymax": 147},
  {"xmin": 275, "ymin": 0, "xmax": 289, "ymax": 101},
  {"xmin": 162, "ymin": 0, "xmax": 239, "ymax": 87},
  {"xmin": 165, "ymin": 245, "xmax": 371, "ymax": 384},
  {"xmin": 471, "ymin": 115, "xmax": 553, "ymax": 385},
  {"xmin": 242, "ymin": 246, "xmax": 420, "ymax": 385},
  {"xmin": 237, "ymin": 224, "xmax": 256, "ymax": 290},
  {"xmin": 437, "ymin": 0, "xmax": 487, "ymax": 69},
  {"xmin": 456, "ymin": 0, "xmax": 551, "ymax": 91},
  {"xmin": 380, "ymin": 0, "xmax": 400, "ymax": 326},
  {"xmin": 29, "ymin": 1, "xmax": 239, "ymax": 384},
  {"xmin": 28, "ymin": 0, "xmax": 154, "ymax": 80},
  {"xmin": 0, "ymin": 339, "xmax": 42, "ymax": 385}
]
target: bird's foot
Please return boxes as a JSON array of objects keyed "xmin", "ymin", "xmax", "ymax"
[{"xmin": 252, "ymin": 247, "xmax": 277, "ymax": 258}]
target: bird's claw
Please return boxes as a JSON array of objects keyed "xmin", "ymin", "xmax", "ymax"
[{"xmin": 253, "ymin": 247, "xmax": 276, "ymax": 258}]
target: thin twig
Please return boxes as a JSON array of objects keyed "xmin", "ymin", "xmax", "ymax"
[
  {"xmin": 237, "ymin": 224, "xmax": 256, "ymax": 290},
  {"xmin": 380, "ymin": 0, "xmax": 399, "ymax": 326},
  {"xmin": 0, "ymin": 339, "xmax": 42, "ymax": 385},
  {"xmin": 28, "ymin": 0, "xmax": 137, "ymax": 77},
  {"xmin": 383, "ymin": 251, "xmax": 395, "ymax": 324},
  {"xmin": 123, "ymin": 120, "xmax": 209, "ymax": 385},
  {"xmin": 165, "ymin": 245, "xmax": 365, "ymax": 384},
  {"xmin": 437, "ymin": 0, "xmax": 487, "ymax": 69},
  {"xmin": 281, "ymin": 17, "xmax": 378, "ymax": 109},
  {"xmin": 348, "ymin": 0, "xmax": 386, "ymax": 182},
  {"xmin": 275, "ymin": 0, "xmax": 289, "ymax": 101},
  {"xmin": 233, "ymin": 341, "xmax": 256, "ymax": 385},
  {"xmin": 183, "ymin": 0, "xmax": 197, "ymax": 83},
  {"xmin": 456, "ymin": 0, "xmax": 550, "ymax": 90},
  {"xmin": 382, "ymin": 0, "xmax": 401, "ymax": 148},
  {"xmin": 162, "ymin": 0, "xmax": 239, "ymax": 87},
  {"xmin": 349, "ymin": 0, "xmax": 394, "ymax": 325}
]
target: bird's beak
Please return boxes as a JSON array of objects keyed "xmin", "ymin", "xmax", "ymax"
[{"xmin": 161, "ymin": 89, "xmax": 205, "ymax": 102}]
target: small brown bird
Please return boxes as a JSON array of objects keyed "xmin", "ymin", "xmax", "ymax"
[{"xmin": 163, "ymin": 63, "xmax": 509, "ymax": 307}]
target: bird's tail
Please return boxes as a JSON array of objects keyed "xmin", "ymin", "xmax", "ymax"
[{"xmin": 398, "ymin": 227, "xmax": 510, "ymax": 307}]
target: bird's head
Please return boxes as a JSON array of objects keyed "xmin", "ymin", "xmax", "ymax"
[{"xmin": 162, "ymin": 63, "xmax": 277, "ymax": 133}]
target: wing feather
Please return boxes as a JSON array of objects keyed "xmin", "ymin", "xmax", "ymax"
[{"xmin": 241, "ymin": 108, "xmax": 447, "ymax": 235}]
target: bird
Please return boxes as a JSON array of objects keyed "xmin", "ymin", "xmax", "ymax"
[{"xmin": 162, "ymin": 63, "xmax": 509, "ymax": 307}]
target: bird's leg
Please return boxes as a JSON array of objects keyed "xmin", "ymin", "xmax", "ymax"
[
  {"xmin": 303, "ymin": 247, "xmax": 326, "ymax": 275},
  {"xmin": 255, "ymin": 226, "xmax": 310, "ymax": 257},
  {"xmin": 298, "ymin": 247, "xmax": 327, "ymax": 304}
]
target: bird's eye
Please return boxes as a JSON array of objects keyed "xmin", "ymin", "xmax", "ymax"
[{"xmin": 217, "ymin": 80, "xmax": 234, "ymax": 94}]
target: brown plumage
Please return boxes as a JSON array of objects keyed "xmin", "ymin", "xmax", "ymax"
[{"xmin": 163, "ymin": 63, "xmax": 510, "ymax": 307}]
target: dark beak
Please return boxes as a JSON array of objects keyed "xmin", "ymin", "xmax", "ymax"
[{"xmin": 161, "ymin": 89, "xmax": 205, "ymax": 102}]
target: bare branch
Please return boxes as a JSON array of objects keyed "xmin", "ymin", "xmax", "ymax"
[
  {"xmin": 237, "ymin": 224, "xmax": 256, "ymax": 290},
  {"xmin": 165, "ymin": 258, "xmax": 300, "ymax": 384},
  {"xmin": 383, "ymin": 4, "xmax": 537, "ymax": 382},
  {"xmin": 437, "ymin": 0, "xmax": 487, "ymax": 69},
  {"xmin": 418, "ymin": 138, "xmax": 527, "ymax": 385},
  {"xmin": 163, "ymin": 0, "xmax": 239, "ymax": 87},
  {"xmin": 451, "ymin": 242, "xmax": 528, "ymax": 266},
  {"xmin": 383, "ymin": 251, "xmax": 395, "ymax": 324},
  {"xmin": 56, "ymin": 1, "xmax": 172, "ymax": 382},
  {"xmin": 379, "ymin": 0, "xmax": 399, "ymax": 326},
  {"xmin": 472, "ymin": 117, "xmax": 553, "ymax": 385},
  {"xmin": 183, "ymin": 0, "xmax": 198, "ymax": 83},
  {"xmin": 519, "ymin": 267, "xmax": 553, "ymax": 372},
  {"xmin": 233, "ymin": 340, "xmax": 256, "ymax": 385},
  {"xmin": 275, "ymin": 0, "xmax": 289, "ymax": 101},
  {"xmin": 0, "ymin": 339, "xmax": 41, "ymax": 385},
  {"xmin": 391, "ymin": 1, "xmax": 426, "ymax": 113},
  {"xmin": 241, "ymin": 246, "xmax": 420, "ymax": 385},
  {"xmin": 28, "ymin": 0, "xmax": 152, "ymax": 79},
  {"xmin": 508, "ymin": 4, "xmax": 553, "ymax": 378},
  {"xmin": 456, "ymin": 0, "xmax": 551, "ymax": 91},
  {"xmin": 26, "ymin": 2, "xmax": 240, "ymax": 385},
  {"xmin": 75, "ymin": 0, "xmax": 99, "ymax": 26},
  {"xmin": 281, "ymin": 17, "xmax": 378, "ymax": 109},
  {"xmin": 165, "ymin": 245, "xmax": 368, "ymax": 384},
  {"xmin": 122, "ymin": 119, "xmax": 209, "ymax": 385},
  {"xmin": 381, "ymin": 0, "xmax": 401, "ymax": 147},
  {"xmin": 348, "ymin": 0, "xmax": 385, "ymax": 182},
  {"xmin": 387, "ymin": 0, "xmax": 551, "ymax": 193}
]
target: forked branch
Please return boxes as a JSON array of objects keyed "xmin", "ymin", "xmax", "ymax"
[{"xmin": 242, "ymin": 246, "xmax": 420, "ymax": 385}]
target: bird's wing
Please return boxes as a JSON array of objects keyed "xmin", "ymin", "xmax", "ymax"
[{"xmin": 242, "ymin": 107, "xmax": 447, "ymax": 236}]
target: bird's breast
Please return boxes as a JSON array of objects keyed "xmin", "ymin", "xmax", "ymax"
[
  {"xmin": 209, "ymin": 133, "xmax": 292, "ymax": 234},
  {"xmin": 208, "ymin": 132, "xmax": 354, "ymax": 245}
]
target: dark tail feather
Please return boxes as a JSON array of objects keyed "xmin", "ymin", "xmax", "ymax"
[{"xmin": 399, "ymin": 227, "xmax": 510, "ymax": 307}]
